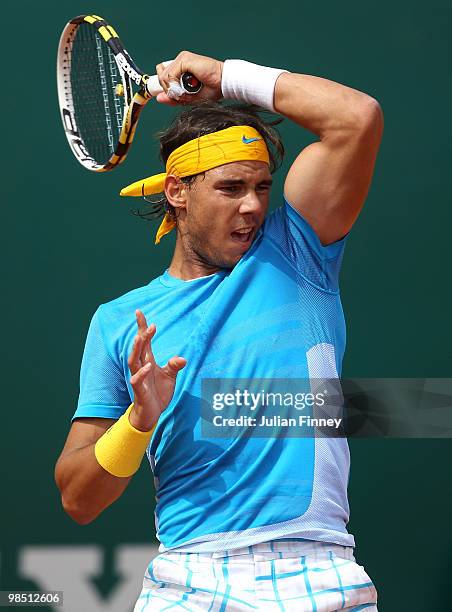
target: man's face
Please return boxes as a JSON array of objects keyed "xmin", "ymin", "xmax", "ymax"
[{"xmin": 176, "ymin": 160, "xmax": 272, "ymax": 269}]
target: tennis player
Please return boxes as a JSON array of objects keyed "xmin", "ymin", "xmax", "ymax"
[{"xmin": 55, "ymin": 52, "xmax": 383, "ymax": 610}]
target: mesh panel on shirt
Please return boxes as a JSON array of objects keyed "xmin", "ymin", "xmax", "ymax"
[
  {"xmin": 264, "ymin": 204, "xmax": 345, "ymax": 293},
  {"xmin": 77, "ymin": 308, "xmax": 131, "ymax": 410}
]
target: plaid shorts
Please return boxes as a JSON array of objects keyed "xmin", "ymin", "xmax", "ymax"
[{"xmin": 134, "ymin": 540, "xmax": 378, "ymax": 611}]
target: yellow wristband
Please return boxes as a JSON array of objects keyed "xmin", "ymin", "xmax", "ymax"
[{"xmin": 94, "ymin": 404, "xmax": 156, "ymax": 477}]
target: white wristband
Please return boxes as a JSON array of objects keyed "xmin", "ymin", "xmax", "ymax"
[{"xmin": 221, "ymin": 59, "xmax": 288, "ymax": 112}]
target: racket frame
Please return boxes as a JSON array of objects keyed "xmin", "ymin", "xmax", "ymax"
[{"xmin": 57, "ymin": 14, "xmax": 166, "ymax": 172}]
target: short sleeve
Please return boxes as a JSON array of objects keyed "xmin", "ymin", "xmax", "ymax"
[
  {"xmin": 263, "ymin": 197, "xmax": 349, "ymax": 293},
  {"xmin": 72, "ymin": 306, "xmax": 131, "ymax": 421}
]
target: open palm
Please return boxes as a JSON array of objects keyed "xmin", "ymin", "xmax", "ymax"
[{"xmin": 128, "ymin": 309, "xmax": 186, "ymax": 431}]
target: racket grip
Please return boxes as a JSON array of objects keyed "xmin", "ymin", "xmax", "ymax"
[
  {"xmin": 146, "ymin": 75, "xmax": 164, "ymax": 96},
  {"xmin": 145, "ymin": 72, "xmax": 203, "ymax": 97}
]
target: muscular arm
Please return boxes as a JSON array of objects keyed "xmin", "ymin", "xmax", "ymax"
[
  {"xmin": 55, "ymin": 418, "xmax": 132, "ymax": 524},
  {"xmin": 275, "ymin": 72, "xmax": 384, "ymax": 244},
  {"xmin": 155, "ymin": 53, "xmax": 383, "ymax": 246}
]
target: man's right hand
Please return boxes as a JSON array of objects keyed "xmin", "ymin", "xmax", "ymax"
[
  {"xmin": 155, "ymin": 51, "xmax": 223, "ymax": 106},
  {"xmin": 128, "ymin": 309, "xmax": 187, "ymax": 432}
]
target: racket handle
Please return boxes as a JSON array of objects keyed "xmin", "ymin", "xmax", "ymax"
[
  {"xmin": 146, "ymin": 75, "xmax": 163, "ymax": 96},
  {"xmin": 146, "ymin": 72, "xmax": 203, "ymax": 97}
]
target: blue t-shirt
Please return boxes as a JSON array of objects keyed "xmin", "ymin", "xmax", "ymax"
[{"xmin": 74, "ymin": 198, "xmax": 354, "ymax": 552}]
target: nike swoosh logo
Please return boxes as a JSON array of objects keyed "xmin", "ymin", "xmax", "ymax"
[{"xmin": 242, "ymin": 136, "xmax": 262, "ymax": 144}]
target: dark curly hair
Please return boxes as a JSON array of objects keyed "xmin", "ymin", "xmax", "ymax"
[{"xmin": 132, "ymin": 101, "xmax": 284, "ymax": 224}]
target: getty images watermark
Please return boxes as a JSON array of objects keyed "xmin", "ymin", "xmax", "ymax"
[
  {"xmin": 201, "ymin": 379, "xmax": 345, "ymax": 438},
  {"xmin": 211, "ymin": 388, "xmax": 341, "ymax": 429},
  {"xmin": 201, "ymin": 378, "xmax": 452, "ymax": 438}
]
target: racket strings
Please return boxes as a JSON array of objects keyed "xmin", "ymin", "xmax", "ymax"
[
  {"xmin": 95, "ymin": 33, "xmax": 115, "ymax": 151},
  {"xmin": 108, "ymin": 52, "xmax": 124, "ymax": 133},
  {"xmin": 70, "ymin": 23, "xmax": 124, "ymax": 165}
]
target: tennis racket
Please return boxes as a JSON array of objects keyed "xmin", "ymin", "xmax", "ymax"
[{"xmin": 57, "ymin": 14, "xmax": 202, "ymax": 172}]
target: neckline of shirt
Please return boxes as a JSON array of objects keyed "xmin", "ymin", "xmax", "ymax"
[{"xmin": 159, "ymin": 268, "xmax": 228, "ymax": 288}]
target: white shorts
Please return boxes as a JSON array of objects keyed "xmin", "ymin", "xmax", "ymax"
[{"xmin": 134, "ymin": 540, "xmax": 378, "ymax": 611}]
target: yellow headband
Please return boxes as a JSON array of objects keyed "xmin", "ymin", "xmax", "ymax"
[{"xmin": 120, "ymin": 125, "xmax": 270, "ymax": 244}]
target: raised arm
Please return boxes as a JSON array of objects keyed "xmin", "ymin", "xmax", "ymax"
[
  {"xmin": 275, "ymin": 72, "xmax": 383, "ymax": 245},
  {"xmin": 154, "ymin": 53, "xmax": 383, "ymax": 246}
]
